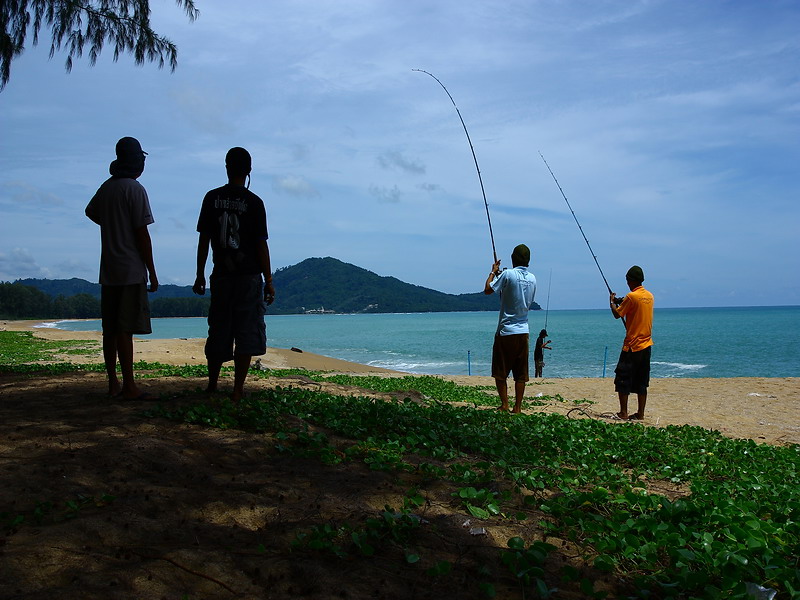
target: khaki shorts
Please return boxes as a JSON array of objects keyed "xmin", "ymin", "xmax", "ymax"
[
  {"xmin": 101, "ymin": 283, "xmax": 152, "ymax": 335},
  {"xmin": 491, "ymin": 333, "xmax": 530, "ymax": 382}
]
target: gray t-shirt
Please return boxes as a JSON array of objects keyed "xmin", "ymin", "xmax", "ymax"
[{"xmin": 86, "ymin": 177, "xmax": 154, "ymax": 286}]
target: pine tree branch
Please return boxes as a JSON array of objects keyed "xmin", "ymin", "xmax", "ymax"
[{"xmin": 0, "ymin": 0, "xmax": 198, "ymax": 90}]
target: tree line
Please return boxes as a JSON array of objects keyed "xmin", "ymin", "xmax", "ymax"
[{"xmin": 0, "ymin": 282, "xmax": 209, "ymax": 320}]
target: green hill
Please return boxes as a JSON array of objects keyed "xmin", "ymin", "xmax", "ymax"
[
  {"xmin": 268, "ymin": 257, "xmax": 540, "ymax": 314},
  {"xmin": 16, "ymin": 277, "xmax": 197, "ymax": 301},
  {"xmin": 11, "ymin": 257, "xmax": 540, "ymax": 316}
]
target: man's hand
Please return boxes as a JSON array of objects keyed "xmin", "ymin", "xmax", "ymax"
[
  {"xmin": 484, "ymin": 260, "xmax": 502, "ymax": 295},
  {"xmin": 148, "ymin": 275, "xmax": 159, "ymax": 293},
  {"xmin": 264, "ymin": 280, "xmax": 275, "ymax": 305},
  {"xmin": 193, "ymin": 276, "xmax": 206, "ymax": 296}
]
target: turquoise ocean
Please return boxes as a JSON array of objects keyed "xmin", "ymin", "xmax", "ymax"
[{"xmin": 48, "ymin": 306, "xmax": 799, "ymax": 379}]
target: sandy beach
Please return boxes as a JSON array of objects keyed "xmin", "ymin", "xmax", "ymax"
[{"xmin": 4, "ymin": 319, "xmax": 799, "ymax": 446}]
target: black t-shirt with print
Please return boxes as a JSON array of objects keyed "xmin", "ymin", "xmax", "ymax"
[{"xmin": 197, "ymin": 184, "xmax": 268, "ymax": 276}]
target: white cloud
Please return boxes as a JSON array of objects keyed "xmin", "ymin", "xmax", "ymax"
[
  {"xmin": 53, "ymin": 259, "xmax": 92, "ymax": 276},
  {"xmin": 377, "ymin": 150, "xmax": 426, "ymax": 175},
  {"xmin": 368, "ymin": 184, "xmax": 402, "ymax": 204},
  {"xmin": 0, "ymin": 182, "xmax": 64, "ymax": 208},
  {"xmin": 272, "ymin": 175, "xmax": 319, "ymax": 198},
  {"xmin": 0, "ymin": 248, "xmax": 50, "ymax": 281}
]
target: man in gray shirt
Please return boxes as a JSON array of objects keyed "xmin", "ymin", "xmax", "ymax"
[
  {"xmin": 484, "ymin": 244, "xmax": 537, "ymax": 412},
  {"xmin": 86, "ymin": 137, "xmax": 158, "ymax": 400}
]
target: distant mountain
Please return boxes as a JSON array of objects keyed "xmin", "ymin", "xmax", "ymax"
[
  {"xmin": 16, "ymin": 278, "xmax": 196, "ymax": 301},
  {"xmin": 15, "ymin": 257, "xmax": 540, "ymax": 315},
  {"xmin": 268, "ymin": 257, "xmax": 540, "ymax": 314}
]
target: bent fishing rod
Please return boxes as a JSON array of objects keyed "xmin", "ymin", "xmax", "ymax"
[
  {"xmin": 538, "ymin": 152, "xmax": 614, "ymax": 294},
  {"xmin": 539, "ymin": 152, "xmax": 626, "ymax": 324},
  {"xmin": 414, "ymin": 69, "xmax": 498, "ymax": 264}
]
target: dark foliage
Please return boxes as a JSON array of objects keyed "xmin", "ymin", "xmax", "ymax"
[
  {"xmin": 0, "ymin": 281, "xmax": 208, "ymax": 319},
  {"xmin": 1, "ymin": 0, "xmax": 198, "ymax": 90}
]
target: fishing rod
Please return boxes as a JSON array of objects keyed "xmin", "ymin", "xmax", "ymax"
[
  {"xmin": 539, "ymin": 152, "xmax": 626, "ymax": 326},
  {"xmin": 539, "ymin": 152, "xmax": 614, "ymax": 295},
  {"xmin": 414, "ymin": 69, "xmax": 498, "ymax": 264}
]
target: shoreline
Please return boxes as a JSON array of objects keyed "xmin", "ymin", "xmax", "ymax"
[
  {"xmin": 3, "ymin": 319, "xmax": 799, "ymax": 445},
  {"xmin": 1, "ymin": 319, "xmax": 398, "ymax": 374}
]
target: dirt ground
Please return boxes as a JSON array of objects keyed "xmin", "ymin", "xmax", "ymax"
[{"xmin": 1, "ymin": 369, "xmax": 632, "ymax": 600}]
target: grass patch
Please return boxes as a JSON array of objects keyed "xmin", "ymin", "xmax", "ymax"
[{"xmin": 0, "ymin": 330, "xmax": 98, "ymax": 366}]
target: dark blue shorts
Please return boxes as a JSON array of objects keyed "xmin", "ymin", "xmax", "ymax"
[
  {"xmin": 205, "ymin": 273, "xmax": 266, "ymax": 362},
  {"xmin": 614, "ymin": 346, "xmax": 652, "ymax": 395}
]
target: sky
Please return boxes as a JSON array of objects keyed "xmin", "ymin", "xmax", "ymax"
[{"xmin": 1, "ymin": 0, "xmax": 798, "ymax": 310}]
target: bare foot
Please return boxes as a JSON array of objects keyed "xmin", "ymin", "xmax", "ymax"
[{"xmin": 616, "ymin": 412, "xmax": 628, "ymax": 420}]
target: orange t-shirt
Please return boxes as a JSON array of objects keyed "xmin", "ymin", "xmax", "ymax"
[{"xmin": 616, "ymin": 285, "xmax": 654, "ymax": 352}]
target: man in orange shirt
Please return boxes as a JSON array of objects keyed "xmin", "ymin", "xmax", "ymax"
[{"xmin": 610, "ymin": 265, "xmax": 653, "ymax": 420}]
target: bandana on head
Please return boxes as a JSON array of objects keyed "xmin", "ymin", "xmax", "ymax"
[{"xmin": 109, "ymin": 136, "xmax": 146, "ymax": 179}]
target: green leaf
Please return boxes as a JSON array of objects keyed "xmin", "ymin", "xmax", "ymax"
[
  {"xmin": 467, "ymin": 505, "xmax": 490, "ymax": 519},
  {"xmin": 593, "ymin": 555, "xmax": 616, "ymax": 572},
  {"xmin": 507, "ymin": 536, "xmax": 526, "ymax": 550},
  {"xmin": 479, "ymin": 582, "xmax": 496, "ymax": 598},
  {"xmin": 426, "ymin": 560, "xmax": 452, "ymax": 576}
]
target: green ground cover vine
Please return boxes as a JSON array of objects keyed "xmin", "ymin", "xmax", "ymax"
[
  {"xmin": 147, "ymin": 386, "xmax": 800, "ymax": 599},
  {"xmin": 274, "ymin": 372, "xmax": 579, "ymax": 409}
]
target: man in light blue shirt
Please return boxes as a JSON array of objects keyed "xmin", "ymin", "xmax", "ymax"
[{"xmin": 484, "ymin": 244, "xmax": 537, "ymax": 412}]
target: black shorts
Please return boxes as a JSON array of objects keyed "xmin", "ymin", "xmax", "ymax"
[
  {"xmin": 614, "ymin": 346, "xmax": 652, "ymax": 396},
  {"xmin": 101, "ymin": 283, "xmax": 152, "ymax": 335},
  {"xmin": 205, "ymin": 273, "xmax": 266, "ymax": 362},
  {"xmin": 491, "ymin": 333, "xmax": 529, "ymax": 382}
]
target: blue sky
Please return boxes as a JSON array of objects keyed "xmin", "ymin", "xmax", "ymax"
[{"xmin": 1, "ymin": 0, "xmax": 798, "ymax": 309}]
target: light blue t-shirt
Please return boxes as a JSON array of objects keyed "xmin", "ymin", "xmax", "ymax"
[{"xmin": 490, "ymin": 266, "xmax": 537, "ymax": 336}]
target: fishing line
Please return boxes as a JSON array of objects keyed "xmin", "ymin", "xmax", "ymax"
[
  {"xmin": 544, "ymin": 268, "xmax": 552, "ymax": 330},
  {"xmin": 414, "ymin": 69, "xmax": 498, "ymax": 263},
  {"xmin": 539, "ymin": 152, "xmax": 626, "ymax": 326},
  {"xmin": 539, "ymin": 152, "xmax": 613, "ymax": 294}
]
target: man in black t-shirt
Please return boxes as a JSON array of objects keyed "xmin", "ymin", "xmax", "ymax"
[
  {"xmin": 533, "ymin": 329, "xmax": 551, "ymax": 378},
  {"xmin": 193, "ymin": 147, "xmax": 275, "ymax": 401}
]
